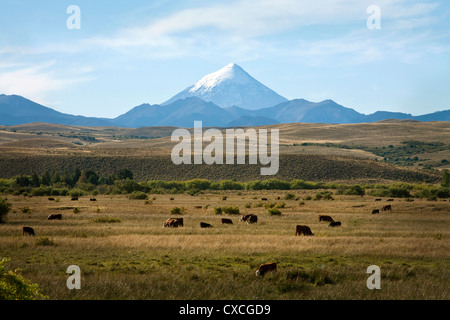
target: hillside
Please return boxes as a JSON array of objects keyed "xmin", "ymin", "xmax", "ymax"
[{"xmin": 0, "ymin": 121, "xmax": 447, "ymax": 183}]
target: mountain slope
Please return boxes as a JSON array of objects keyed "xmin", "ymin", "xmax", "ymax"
[
  {"xmin": 112, "ymin": 97, "xmax": 236, "ymax": 127},
  {"xmin": 162, "ymin": 63, "xmax": 288, "ymax": 110},
  {"xmin": 0, "ymin": 94, "xmax": 112, "ymax": 126}
]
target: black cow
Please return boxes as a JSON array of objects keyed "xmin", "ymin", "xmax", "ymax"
[
  {"xmin": 200, "ymin": 222, "xmax": 213, "ymax": 228},
  {"xmin": 22, "ymin": 227, "xmax": 35, "ymax": 236},
  {"xmin": 47, "ymin": 214, "xmax": 62, "ymax": 220}
]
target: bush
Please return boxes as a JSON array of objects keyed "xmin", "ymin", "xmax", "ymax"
[
  {"xmin": 92, "ymin": 217, "xmax": 121, "ymax": 223},
  {"xmin": 267, "ymin": 208, "xmax": 282, "ymax": 216},
  {"xmin": 170, "ymin": 207, "xmax": 186, "ymax": 215},
  {"xmin": 128, "ymin": 191, "xmax": 148, "ymax": 200},
  {"xmin": 0, "ymin": 198, "xmax": 11, "ymax": 223},
  {"xmin": 0, "ymin": 258, "xmax": 47, "ymax": 300},
  {"xmin": 314, "ymin": 191, "xmax": 334, "ymax": 200},
  {"xmin": 284, "ymin": 193, "xmax": 296, "ymax": 200},
  {"xmin": 214, "ymin": 206, "xmax": 240, "ymax": 215},
  {"xmin": 337, "ymin": 185, "xmax": 365, "ymax": 196},
  {"xmin": 35, "ymin": 237, "xmax": 55, "ymax": 246}
]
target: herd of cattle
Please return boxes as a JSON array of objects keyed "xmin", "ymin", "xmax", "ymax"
[{"xmin": 20, "ymin": 195, "xmax": 394, "ymax": 276}]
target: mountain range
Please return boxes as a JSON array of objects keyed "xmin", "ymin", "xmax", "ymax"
[{"xmin": 0, "ymin": 63, "xmax": 449, "ymax": 128}]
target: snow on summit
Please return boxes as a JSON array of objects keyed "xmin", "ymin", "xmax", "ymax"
[
  {"xmin": 163, "ymin": 63, "xmax": 287, "ymax": 110},
  {"xmin": 189, "ymin": 63, "xmax": 253, "ymax": 93}
]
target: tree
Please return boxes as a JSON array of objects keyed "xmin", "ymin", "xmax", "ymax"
[
  {"xmin": 442, "ymin": 170, "xmax": 450, "ymax": 188},
  {"xmin": 118, "ymin": 168, "xmax": 134, "ymax": 180},
  {"xmin": 31, "ymin": 172, "xmax": 40, "ymax": 187},
  {"xmin": 41, "ymin": 171, "xmax": 52, "ymax": 186},
  {"xmin": 0, "ymin": 197, "xmax": 11, "ymax": 224}
]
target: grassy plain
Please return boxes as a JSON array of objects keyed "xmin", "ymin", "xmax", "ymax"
[{"xmin": 0, "ymin": 192, "xmax": 448, "ymax": 300}]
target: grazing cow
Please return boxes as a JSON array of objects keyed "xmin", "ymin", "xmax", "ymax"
[
  {"xmin": 295, "ymin": 225, "xmax": 314, "ymax": 236},
  {"xmin": 169, "ymin": 198, "xmax": 174, "ymax": 201},
  {"xmin": 375, "ymin": 199, "xmax": 382, "ymax": 201},
  {"xmin": 22, "ymin": 227, "xmax": 35, "ymax": 236},
  {"xmin": 221, "ymin": 218, "xmax": 233, "ymax": 224},
  {"xmin": 382, "ymin": 205, "xmax": 392, "ymax": 212},
  {"xmin": 241, "ymin": 214, "xmax": 258, "ymax": 224},
  {"xmin": 163, "ymin": 218, "xmax": 182, "ymax": 228},
  {"xmin": 90, "ymin": 198, "xmax": 97, "ymax": 202},
  {"xmin": 48, "ymin": 197, "xmax": 55, "ymax": 201},
  {"xmin": 47, "ymin": 213, "xmax": 62, "ymax": 220},
  {"xmin": 200, "ymin": 222, "xmax": 213, "ymax": 228},
  {"xmin": 261, "ymin": 198, "xmax": 268, "ymax": 201},
  {"xmin": 194, "ymin": 206, "xmax": 202, "ymax": 209},
  {"xmin": 386, "ymin": 199, "xmax": 394, "ymax": 202},
  {"xmin": 277, "ymin": 196, "xmax": 281, "ymax": 200},
  {"xmin": 372, "ymin": 209, "xmax": 380, "ymax": 214},
  {"xmin": 71, "ymin": 197, "xmax": 78, "ymax": 201},
  {"xmin": 329, "ymin": 221, "xmax": 341, "ymax": 227},
  {"xmin": 255, "ymin": 263, "xmax": 277, "ymax": 276},
  {"xmin": 319, "ymin": 215, "xmax": 334, "ymax": 222}
]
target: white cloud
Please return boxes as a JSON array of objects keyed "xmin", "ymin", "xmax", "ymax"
[{"xmin": 0, "ymin": 61, "xmax": 94, "ymax": 105}]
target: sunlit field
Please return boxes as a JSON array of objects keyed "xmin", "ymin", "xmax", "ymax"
[{"xmin": 0, "ymin": 191, "xmax": 448, "ymax": 300}]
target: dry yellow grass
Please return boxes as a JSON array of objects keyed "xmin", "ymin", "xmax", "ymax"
[{"xmin": 0, "ymin": 192, "xmax": 448, "ymax": 300}]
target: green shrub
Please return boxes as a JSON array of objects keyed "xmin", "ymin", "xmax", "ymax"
[
  {"xmin": 21, "ymin": 207, "xmax": 31, "ymax": 214},
  {"xmin": 284, "ymin": 193, "xmax": 296, "ymax": 200},
  {"xmin": 213, "ymin": 207, "xmax": 223, "ymax": 215},
  {"xmin": 314, "ymin": 191, "xmax": 334, "ymax": 200},
  {"xmin": 73, "ymin": 207, "xmax": 80, "ymax": 214},
  {"xmin": 267, "ymin": 208, "xmax": 282, "ymax": 216},
  {"xmin": 92, "ymin": 217, "xmax": 121, "ymax": 223},
  {"xmin": 170, "ymin": 207, "xmax": 186, "ymax": 215},
  {"xmin": 222, "ymin": 206, "xmax": 240, "ymax": 215},
  {"xmin": 0, "ymin": 197, "xmax": 11, "ymax": 223},
  {"xmin": 0, "ymin": 258, "xmax": 47, "ymax": 300},
  {"xmin": 128, "ymin": 191, "xmax": 148, "ymax": 200},
  {"xmin": 35, "ymin": 237, "xmax": 55, "ymax": 246}
]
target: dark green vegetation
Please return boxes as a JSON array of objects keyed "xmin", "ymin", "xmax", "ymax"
[
  {"xmin": 1, "ymin": 171, "xmax": 449, "ymax": 200},
  {"xmin": 300, "ymin": 141, "xmax": 450, "ymax": 167}
]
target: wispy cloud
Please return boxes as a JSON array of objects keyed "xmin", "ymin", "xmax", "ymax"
[
  {"xmin": 80, "ymin": 0, "xmax": 444, "ymax": 63},
  {"xmin": 0, "ymin": 61, "xmax": 94, "ymax": 105}
]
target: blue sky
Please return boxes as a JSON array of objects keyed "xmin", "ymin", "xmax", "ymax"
[{"xmin": 0, "ymin": 0, "xmax": 449, "ymax": 118}]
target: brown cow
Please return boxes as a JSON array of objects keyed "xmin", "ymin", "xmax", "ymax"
[
  {"xmin": 47, "ymin": 213, "xmax": 62, "ymax": 220},
  {"xmin": 90, "ymin": 198, "xmax": 97, "ymax": 202},
  {"xmin": 71, "ymin": 197, "xmax": 78, "ymax": 201},
  {"xmin": 48, "ymin": 197, "xmax": 55, "ymax": 201},
  {"xmin": 163, "ymin": 218, "xmax": 183, "ymax": 228},
  {"xmin": 382, "ymin": 205, "xmax": 392, "ymax": 212},
  {"xmin": 255, "ymin": 263, "xmax": 277, "ymax": 276},
  {"xmin": 372, "ymin": 209, "xmax": 380, "ymax": 214},
  {"xmin": 22, "ymin": 227, "xmax": 35, "ymax": 236},
  {"xmin": 319, "ymin": 215, "xmax": 334, "ymax": 222},
  {"xmin": 329, "ymin": 221, "xmax": 341, "ymax": 227},
  {"xmin": 261, "ymin": 198, "xmax": 268, "ymax": 201},
  {"xmin": 295, "ymin": 225, "xmax": 314, "ymax": 236},
  {"xmin": 221, "ymin": 218, "xmax": 233, "ymax": 224}
]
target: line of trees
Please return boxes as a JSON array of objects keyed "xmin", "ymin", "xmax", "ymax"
[{"xmin": 0, "ymin": 170, "xmax": 449, "ymax": 200}]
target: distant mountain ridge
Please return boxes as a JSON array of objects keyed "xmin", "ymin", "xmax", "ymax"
[
  {"xmin": 1, "ymin": 63, "xmax": 449, "ymax": 127},
  {"xmin": 1, "ymin": 94, "xmax": 448, "ymax": 128}
]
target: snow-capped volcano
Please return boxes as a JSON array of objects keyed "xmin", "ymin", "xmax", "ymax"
[{"xmin": 162, "ymin": 63, "xmax": 288, "ymax": 110}]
